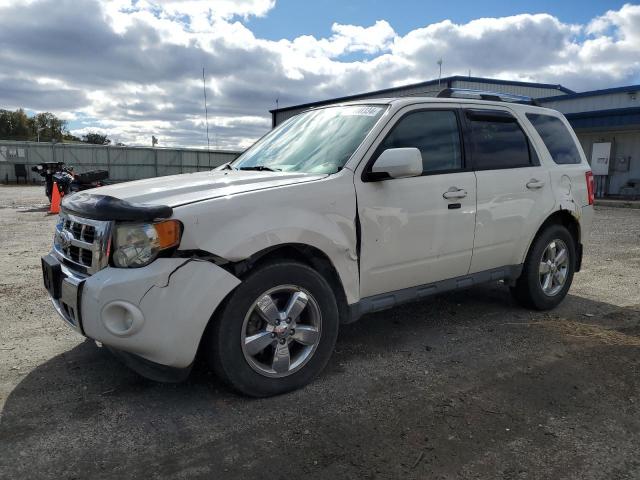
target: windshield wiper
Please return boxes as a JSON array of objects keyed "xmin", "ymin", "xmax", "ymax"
[{"xmin": 238, "ymin": 165, "xmax": 281, "ymax": 172}]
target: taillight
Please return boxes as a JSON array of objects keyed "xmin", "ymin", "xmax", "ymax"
[{"xmin": 585, "ymin": 171, "xmax": 594, "ymax": 205}]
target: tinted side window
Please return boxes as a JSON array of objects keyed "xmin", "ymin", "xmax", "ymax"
[
  {"xmin": 468, "ymin": 115, "xmax": 531, "ymax": 169},
  {"xmin": 526, "ymin": 113, "xmax": 581, "ymax": 164},
  {"xmin": 380, "ymin": 110, "xmax": 462, "ymax": 173}
]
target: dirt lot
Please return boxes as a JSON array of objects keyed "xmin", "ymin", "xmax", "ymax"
[{"xmin": 0, "ymin": 185, "xmax": 639, "ymax": 480}]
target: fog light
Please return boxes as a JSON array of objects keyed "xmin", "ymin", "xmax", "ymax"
[{"xmin": 101, "ymin": 301, "xmax": 144, "ymax": 337}]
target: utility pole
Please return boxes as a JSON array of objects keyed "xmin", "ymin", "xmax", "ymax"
[
  {"xmin": 202, "ymin": 67, "xmax": 211, "ymax": 151},
  {"xmin": 202, "ymin": 67, "xmax": 211, "ymax": 169}
]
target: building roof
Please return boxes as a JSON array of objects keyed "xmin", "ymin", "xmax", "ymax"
[
  {"xmin": 270, "ymin": 75, "xmax": 574, "ymax": 114},
  {"xmin": 565, "ymin": 107, "xmax": 640, "ymax": 130},
  {"xmin": 537, "ymin": 84, "xmax": 640, "ymax": 103}
]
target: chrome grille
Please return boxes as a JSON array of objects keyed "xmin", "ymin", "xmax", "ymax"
[
  {"xmin": 53, "ymin": 212, "xmax": 112, "ymax": 274},
  {"xmin": 63, "ymin": 218, "xmax": 97, "ymax": 243}
]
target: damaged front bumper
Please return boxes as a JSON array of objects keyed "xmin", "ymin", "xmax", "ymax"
[{"xmin": 46, "ymin": 255, "xmax": 241, "ymax": 375}]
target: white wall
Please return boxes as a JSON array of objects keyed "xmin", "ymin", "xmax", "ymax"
[{"xmin": 576, "ymin": 130, "xmax": 640, "ymax": 195}]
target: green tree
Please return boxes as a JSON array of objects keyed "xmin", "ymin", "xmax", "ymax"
[
  {"xmin": 62, "ymin": 132, "xmax": 82, "ymax": 142},
  {"xmin": 12, "ymin": 109, "xmax": 31, "ymax": 139},
  {"xmin": 0, "ymin": 110, "xmax": 12, "ymax": 138},
  {"xmin": 32, "ymin": 112, "xmax": 66, "ymax": 141},
  {"xmin": 0, "ymin": 109, "xmax": 70, "ymax": 141},
  {"xmin": 82, "ymin": 132, "xmax": 111, "ymax": 145},
  {"xmin": 0, "ymin": 109, "xmax": 32, "ymax": 140}
]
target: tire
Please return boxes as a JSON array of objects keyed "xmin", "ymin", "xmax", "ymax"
[
  {"xmin": 511, "ymin": 224, "xmax": 576, "ymax": 310},
  {"xmin": 207, "ymin": 260, "xmax": 339, "ymax": 397}
]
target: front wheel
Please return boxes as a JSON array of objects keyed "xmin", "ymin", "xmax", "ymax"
[
  {"xmin": 511, "ymin": 224, "xmax": 576, "ymax": 310},
  {"xmin": 207, "ymin": 261, "xmax": 339, "ymax": 397}
]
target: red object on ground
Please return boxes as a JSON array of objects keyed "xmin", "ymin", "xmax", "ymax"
[{"xmin": 49, "ymin": 182, "xmax": 63, "ymax": 214}]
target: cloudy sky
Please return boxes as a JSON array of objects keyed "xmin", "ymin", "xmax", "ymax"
[{"xmin": 0, "ymin": 0, "xmax": 639, "ymax": 149}]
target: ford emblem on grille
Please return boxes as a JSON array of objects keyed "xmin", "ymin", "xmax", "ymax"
[{"xmin": 59, "ymin": 229, "xmax": 74, "ymax": 249}]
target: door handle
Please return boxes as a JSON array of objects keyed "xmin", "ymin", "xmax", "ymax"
[
  {"xmin": 443, "ymin": 187, "xmax": 467, "ymax": 199},
  {"xmin": 526, "ymin": 179, "xmax": 545, "ymax": 189}
]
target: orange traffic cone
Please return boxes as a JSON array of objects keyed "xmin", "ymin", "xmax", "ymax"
[{"xmin": 49, "ymin": 182, "xmax": 63, "ymax": 214}]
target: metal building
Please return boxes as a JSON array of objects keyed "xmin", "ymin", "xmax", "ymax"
[
  {"xmin": 270, "ymin": 76, "xmax": 640, "ymax": 197},
  {"xmin": 537, "ymin": 86, "xmax": 640, "ymax": 197},
  {"xmin": 270, "ymin": 75, "xmax": 571, "ymax": 125}
]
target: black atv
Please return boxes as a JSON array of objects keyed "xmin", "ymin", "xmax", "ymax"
[{"xmin": 31, "ymin": 162, "xmax": 109, "ymax": 201}]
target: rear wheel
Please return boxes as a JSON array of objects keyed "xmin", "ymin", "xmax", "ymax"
[
  {"xmin": 207, "ymin": 261, "xmax": 339, "ymax": 397},
  {"xmin": 511, "ymin": 224, "xmax": 576, "ymax": 310}
]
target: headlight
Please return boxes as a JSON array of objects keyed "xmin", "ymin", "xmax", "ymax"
[{"xmin": 112, "ymin": 220, "xmax": 181, "ymax": 268}]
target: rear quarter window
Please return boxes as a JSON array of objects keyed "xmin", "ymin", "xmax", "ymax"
[{"xmin": 526, "ymin": 113, "xmax": 582, "ymax": 165}]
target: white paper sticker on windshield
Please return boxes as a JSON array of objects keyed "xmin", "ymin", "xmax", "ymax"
[{"xmin": 341, "ymin": 106, "xmax": 383, "ymax": 117}]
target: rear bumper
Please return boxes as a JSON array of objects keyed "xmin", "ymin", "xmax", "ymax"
[
  {"xmin": 576, "ymin": 205, "xmax": 594, "ymax": 272},
  {"xmin": 581, "ymin": 205, "xmax": 594, "ymax": 239},
  {"xmin": 48, "ymin": 256, "xmax": 241, "ymax": 370}
]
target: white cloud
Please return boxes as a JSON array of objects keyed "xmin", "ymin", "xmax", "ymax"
[
  {"xmin": 288, "ymin": 20, "xmax": 396, "ymax": 59},
  {"xmin": 152, "ymin": 0, "xmax": 276, "ymax": 21},
  {"xmin": 1, "ymin": 1, "xmax": 639, "ymax": 149}
]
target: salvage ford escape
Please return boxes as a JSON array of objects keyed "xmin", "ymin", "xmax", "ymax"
[{"xmin": 42, "ymin": 89, "xmax": 595, "ymax": 397}]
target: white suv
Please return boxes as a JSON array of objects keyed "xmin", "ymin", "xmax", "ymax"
[{"xmin": 42, "ymin": 91, "xmax": 595, "ymax": 396}]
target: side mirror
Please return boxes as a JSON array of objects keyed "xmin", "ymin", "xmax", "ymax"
[{"xmin": 369, "ymin": 148, "xmax": 422, "ymax": 180}]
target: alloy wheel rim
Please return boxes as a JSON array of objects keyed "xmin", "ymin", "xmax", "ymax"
[
  {"xmin": 240, "ymin": 285, "xmax": 322, "ymax": 378},
  {"xmin": 539, "ymin": 239, "xmax": 569, "ymax": 296}
]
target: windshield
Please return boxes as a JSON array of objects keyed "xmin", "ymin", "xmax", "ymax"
[{"xmin": 232, "ymin": 105, "xmax": 386, "ymax": 174}]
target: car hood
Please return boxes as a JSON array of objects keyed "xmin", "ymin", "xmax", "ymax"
[{"xmin": 89, "ymin": 170, "xmax": 327, "ymax": 207}]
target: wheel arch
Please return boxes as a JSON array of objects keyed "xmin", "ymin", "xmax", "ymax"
[
  {"xmin": 221, "ymin": 243, "xmax": 351, "ymax": 325},
  {"xmin": 522, "ymin": 208, "xmax": 583, "ymax": 272}
]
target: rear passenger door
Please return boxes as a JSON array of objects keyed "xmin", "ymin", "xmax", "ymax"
[{"xmin": 462, "ymin": 107, "xmax": 555, "ymax": 273}]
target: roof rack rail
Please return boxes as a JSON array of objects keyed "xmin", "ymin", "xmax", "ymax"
[{"xmin": 437, "ymin": 88, "xmax": 539, "ymax": 106}]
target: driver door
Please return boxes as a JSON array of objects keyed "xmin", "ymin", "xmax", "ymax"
[{"xmin": 355, "ymin": 107, "xmax": 477, "ymax": 298}]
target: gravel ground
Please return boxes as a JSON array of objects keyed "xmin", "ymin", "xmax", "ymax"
[{"xmin": 1, "ymin": 185, "xmax": 639, "ymax": 480}]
